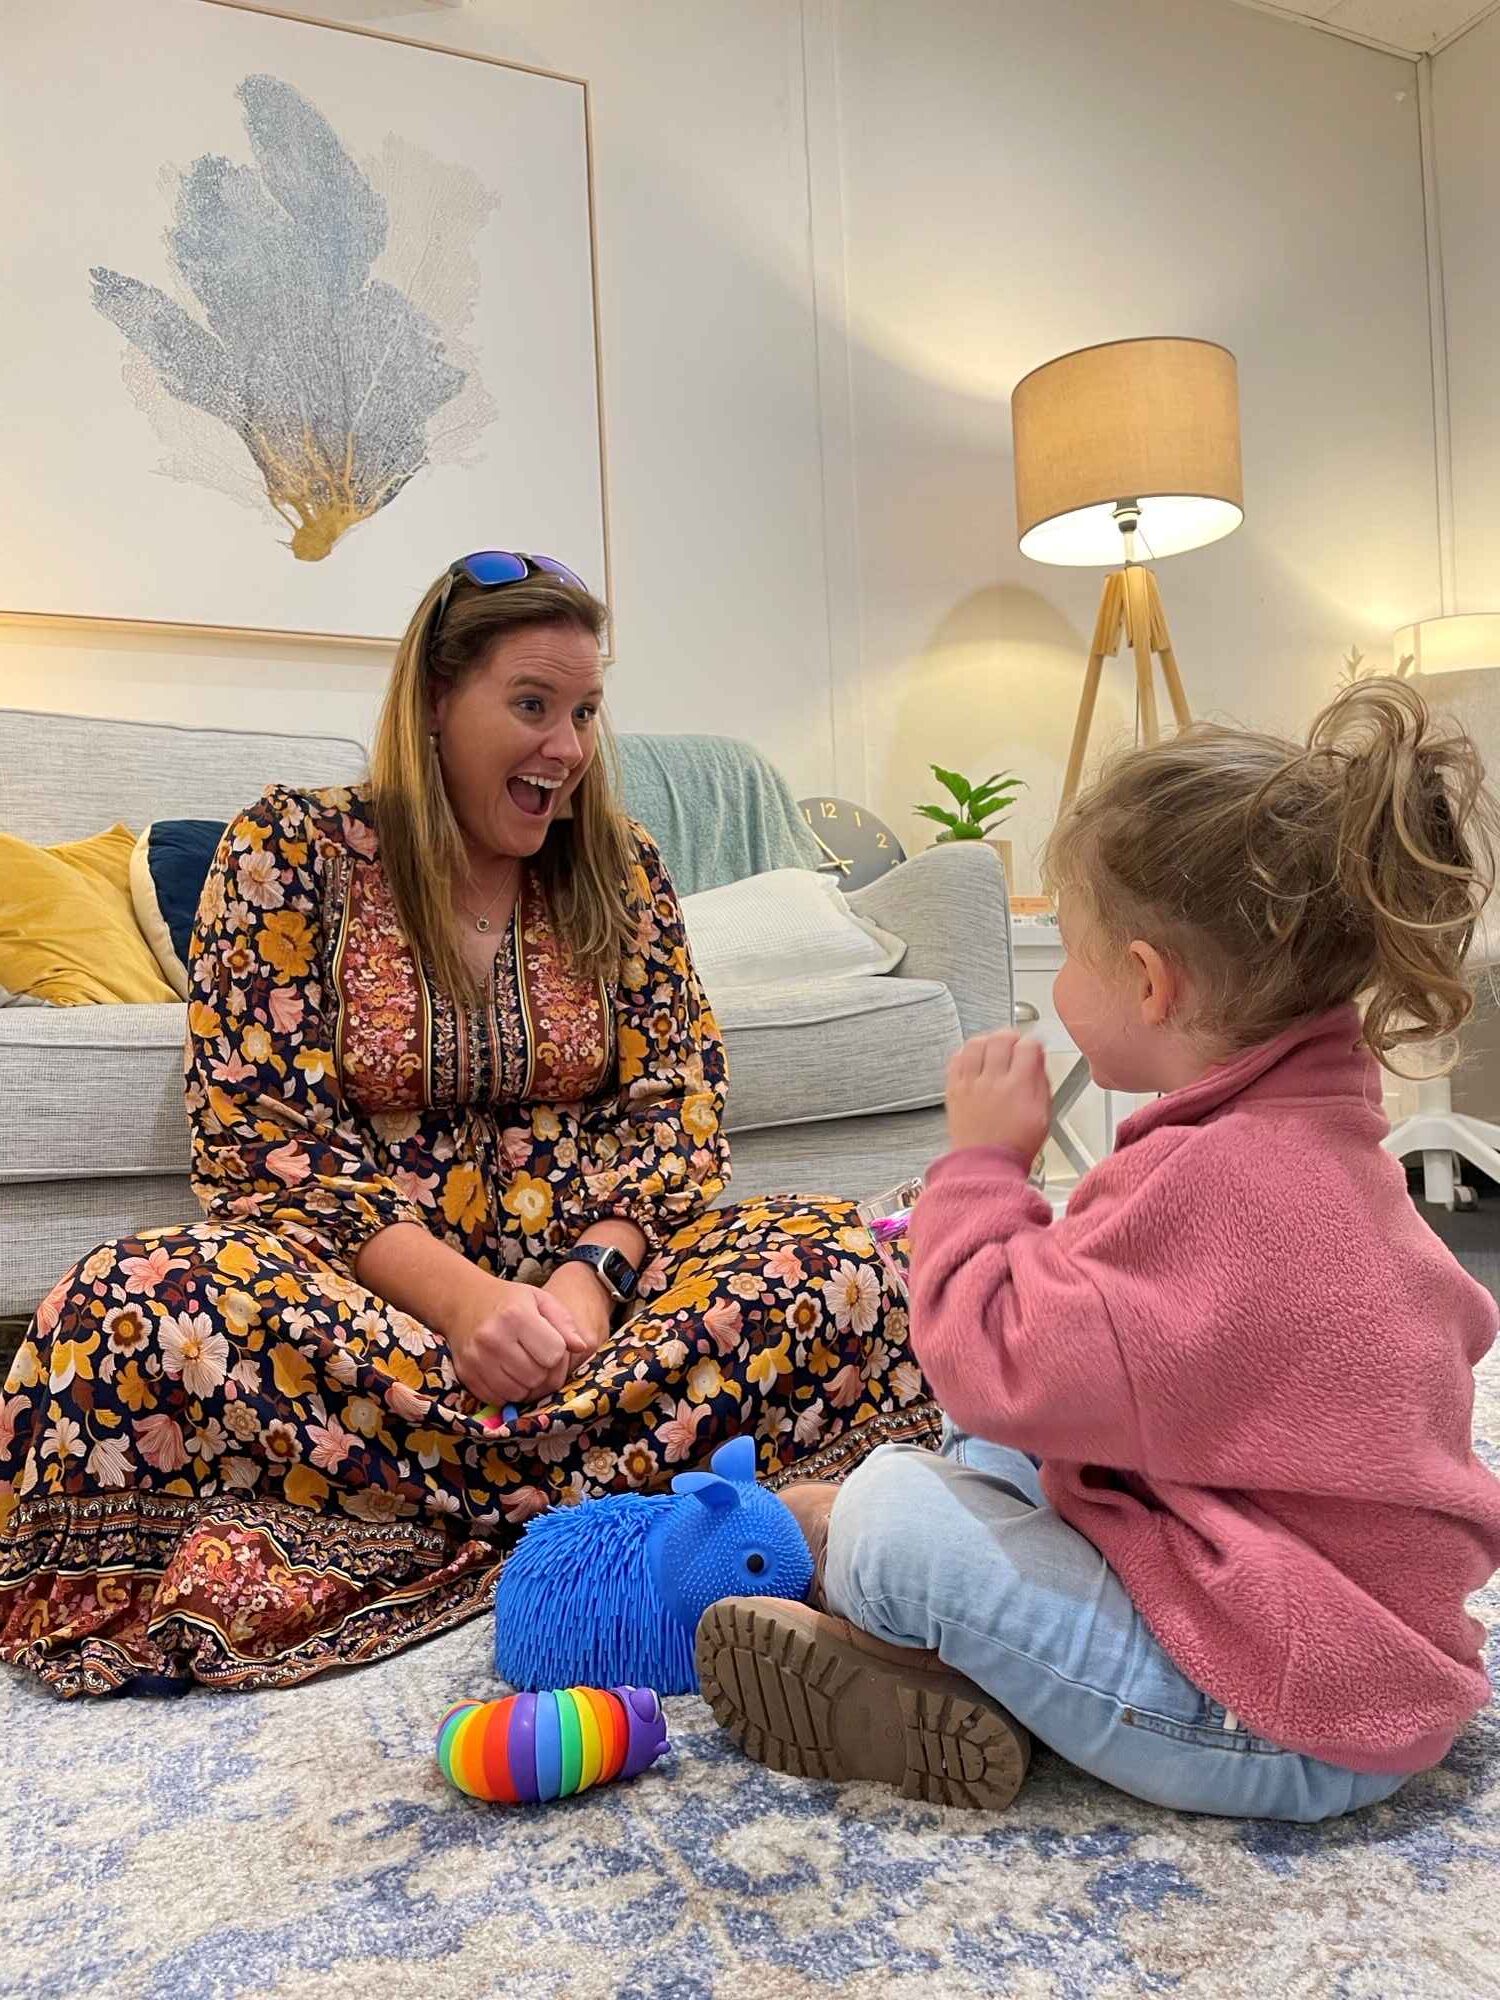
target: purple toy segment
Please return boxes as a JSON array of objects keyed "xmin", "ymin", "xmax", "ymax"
[
  {"xmin": 618, "ymin": 1685, "xmax": 670, "ymax": 1780},
  {"xmin": 508, "ymin": 1691, "xmax": 541, "ymax": 1803}
]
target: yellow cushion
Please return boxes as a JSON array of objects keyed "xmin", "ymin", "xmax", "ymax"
[{"xmin": 0, "ymin": 824, "xmax": 179, "ymax": 1004}]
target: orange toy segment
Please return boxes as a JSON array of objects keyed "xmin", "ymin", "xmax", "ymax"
[{"xmin": 586, "ymin": 1688, "xmax": 626, "ymax": 1781}]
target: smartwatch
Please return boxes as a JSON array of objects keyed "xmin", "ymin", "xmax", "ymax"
[{"xmin": 562, "ymin": 1242, "xmax": 641, "ymax": 1305}]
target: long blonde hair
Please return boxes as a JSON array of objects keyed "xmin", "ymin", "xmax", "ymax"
[
  {"xmin": 1044, "ymin": 678, "xmax": 1498, "ymax": 1070},
  {"xmin": 370, "ymin": 565, "xmax": 637, "ymax": 1005}
]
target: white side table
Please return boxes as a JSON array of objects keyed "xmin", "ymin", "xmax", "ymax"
[{"xmin": 1011, "ymin": 918, "xmax": 1137, "ymax": 1182}]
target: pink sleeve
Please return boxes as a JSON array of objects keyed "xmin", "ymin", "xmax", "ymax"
[{"xmin": 908, "ymin": 1147, "xmax": 1143, "ymax": 1464}]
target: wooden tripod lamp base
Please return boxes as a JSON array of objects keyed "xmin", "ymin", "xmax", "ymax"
[{"xmin": 1060, "ymin": 563, "xmax": 1192, "ymax": 808}]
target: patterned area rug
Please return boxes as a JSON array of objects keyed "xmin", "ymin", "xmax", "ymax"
[{"xmin": 3, "ymin": 1352, "xmax": 1497, "ymax": 2000}]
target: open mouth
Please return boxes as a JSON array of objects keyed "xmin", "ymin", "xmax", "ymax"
[{"xmin": 507, "ymin": 772, "xmax": 565, "ymax": 818}]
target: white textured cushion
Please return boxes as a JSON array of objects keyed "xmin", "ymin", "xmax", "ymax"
[{"xmin": 683, "ymin": 869, "xmax": 904, "ymax": 994}]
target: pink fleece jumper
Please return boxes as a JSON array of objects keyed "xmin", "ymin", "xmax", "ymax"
[{"xmin": 909, "ymin": 1006, "xmax": 1500, "ymax": 1773}]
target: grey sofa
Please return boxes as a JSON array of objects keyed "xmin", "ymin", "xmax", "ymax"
[{"xmin": 0, "ymin": 708, "xmax": 1013, "ymax": 1319}]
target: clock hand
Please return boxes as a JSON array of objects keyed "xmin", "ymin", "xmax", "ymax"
[{"xmin": 808, "ymin": 827, "xmax": 853, "ymax": 875}]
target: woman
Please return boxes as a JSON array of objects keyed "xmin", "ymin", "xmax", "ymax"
[{"xmin": 0, "ymin": 552, "xmax": 935, "ymax": 1696}]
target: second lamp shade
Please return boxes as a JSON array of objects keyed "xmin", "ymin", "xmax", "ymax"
[{"xmin": 1012, "ymin": 337, "xmax": 1243, "ymax": 566}]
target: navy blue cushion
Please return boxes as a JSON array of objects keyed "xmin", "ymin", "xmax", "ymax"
[{"xmin": 129, "ymin": 820, "xmax": 227, "ymax": 999}]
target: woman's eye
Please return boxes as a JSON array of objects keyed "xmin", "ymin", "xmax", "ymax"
[{"xmin": 517, "ymin": 699, "xmax": 544, "ymax": 718}]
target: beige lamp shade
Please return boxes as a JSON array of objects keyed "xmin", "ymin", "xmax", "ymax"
[
  {"xmin": 1393, "ymin": 614, "xmax": 1500, "ymax": 675},
  {"xmin": 1012, "ymin": 337, "xmax": 1244, "ymax": 566}
]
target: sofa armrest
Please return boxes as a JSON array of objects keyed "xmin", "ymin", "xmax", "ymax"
[{"xmin": 848, "ymin": 842, "xmax": 1013, "ymax": 1043}]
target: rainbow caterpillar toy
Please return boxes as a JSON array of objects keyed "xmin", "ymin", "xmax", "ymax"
[{"xmin": 436, "ymin": 1687, "xmax": 669, "ymax": 1802}]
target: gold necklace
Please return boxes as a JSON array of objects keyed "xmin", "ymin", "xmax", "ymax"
[{"xmin": 461, "ymin": 861, "xmax": 518, "ymax": 935}]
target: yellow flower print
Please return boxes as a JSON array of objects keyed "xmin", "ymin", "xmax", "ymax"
[
  {"xmin": 215, "ymin": 1240, "xmax": 257, "ymax": 1283},
  {"xmin": 241, "ymin": 1024, "xmax": 273, "ymax": 1064},
  {"xmin": 49, "ymin": 1334, "xmax": 99, "ymax": 1393},
  {"xmin": 501, "ymin": 1174, "xmax": 554, "ymax": 1234},
  {"xmin": 377, "ymin": 1349, "xmax": 425, "ymax": 1393},
  {"xmin": 259, "ymin": 910, "xmax": 315, "ymax": 979},
  {"xmin": 441, "ymin": 1165, "xmax": 487, "ymax": 1234},
  {"xmin": 618, "ymin": 1024, "xmax": 649, "ymax": 1085},
  {"xmin": 681, "ymin": 1092, "xmax": 718, "ymax": 1141},
  {"xmin": 188, "ymin": 1001, "xmax": 221, "ymax": 1039},
  {"xmin": 746, "ymin": 1335, "xmax": 792, "ymax": 1389},
  {"xmin": 116, "ymin": 1360, "xmax": 153, "ymax": 1412},
  {"xmin": 270, "ymin": 1344, "xmax": 316, "ymax": 1400},
  {"xmin": 5, "ymin": 1341, "xmax": 43, "ymax": 1391},
  {"xmin": 283, "ymin": 1464, "xmax": 330, "ymax": 1508},
  {"xmin": 686, "ymin": 1357, "xmax": 724, "ymax": 1403},
  {"xmin": 295, "ymin": 1047, "xmax": 336, "ymax": 1083},
  {"xmin": 221, "ymin": 1290, "xmax": 261, "ymax": 1340},
  {"xmin": 532, "ymin": 1108, "xmax": 562, "ymax": 1141}
]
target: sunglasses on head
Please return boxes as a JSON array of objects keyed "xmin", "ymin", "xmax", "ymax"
[{"xmin": 430, "ymin": 549, "xmax": 590, "ymax": 651}]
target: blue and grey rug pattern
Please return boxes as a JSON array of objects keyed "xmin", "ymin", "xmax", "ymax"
[{"xmin": 3, "ymin": 1354, "xmax": 1497, "ymax": 2000}]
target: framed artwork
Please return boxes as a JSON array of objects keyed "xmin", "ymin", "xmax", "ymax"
[{"xmin": 0, "ymin": 0, "xmax": 610, "ymax": 644}]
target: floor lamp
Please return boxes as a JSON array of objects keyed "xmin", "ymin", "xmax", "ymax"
[{"xmin": 1011, "ymin": 338, "xmax": 1245, "ymax": 805}]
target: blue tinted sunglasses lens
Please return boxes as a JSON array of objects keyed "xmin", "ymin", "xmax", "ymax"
[
  {"xmin": 460, "ymin": 551, "xmax": 530, "ymax": 587},
  {"xmin": 530, "ymin": 554, "xmax": 589, "ymax": 593}
]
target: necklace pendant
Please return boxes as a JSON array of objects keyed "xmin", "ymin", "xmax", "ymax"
[{"xmin": 475, "ymin": 916, "xmax": 491, "ymax": 934}]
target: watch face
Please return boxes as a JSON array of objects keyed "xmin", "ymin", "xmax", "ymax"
[
  {"xmin": 604, "ymin": 1248, "xmax": 639, "ymax": 1300},
  {"xmin": 798, "ymin": 798, "xmax": 907, "ymax": 892}
]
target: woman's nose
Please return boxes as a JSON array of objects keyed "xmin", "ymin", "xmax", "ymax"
[{"xmin": 541, "ymin": 716, "xmax": 583, "ymax": 767}]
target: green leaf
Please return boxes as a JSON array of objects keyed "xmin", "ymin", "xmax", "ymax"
[
  {"xmin": 930, "ymin": 765, "xmax": 972, "ymax": 806},
  {"xmin": 948, "ymin": 822, "xmax": 985, "ymax": 839},
  {"xmin": 914, "ymin": 804, "xmax": 961, "ymax": 830}
]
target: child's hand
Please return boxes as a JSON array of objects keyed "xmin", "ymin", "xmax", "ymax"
[{"xmin": 945, "ymin": 1031, "xmax": 1051, "ymax": 1160}]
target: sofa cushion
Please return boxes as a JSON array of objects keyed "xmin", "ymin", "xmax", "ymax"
[
  {"xmin": 0, "ymin": 973, "xmax": 960, "ymax": 1182},
  {"xmin": 130, "ymin": 821, "xmax": 227, "ymax": 999},
  {"xmin": 715, "ymin": 975, "xmax": 960, "ymax": 1134},
  {"xmin": 0, "ymin": 825, "xmax": 179, "ymax": 1006},
  {"xmin": 0, "ymin": 1003, "xmax": 189, "ymax": 1183},
  {"xmin": 0, "ymin": 710, "xmax": 367, "ymax": 847},
  {"xmin": 683, "ymin": 869, "xmax": 904, "ymax": 993}
]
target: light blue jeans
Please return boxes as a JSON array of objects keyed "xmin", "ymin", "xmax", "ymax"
[{"xmin": 824, "ymin": 1430, "xmax": 1411, "ymax": 1822}]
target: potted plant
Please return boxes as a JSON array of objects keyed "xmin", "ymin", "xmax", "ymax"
[{"xmin": 915, "ymin": 766, "xmax": 1025, "ymax": 888}]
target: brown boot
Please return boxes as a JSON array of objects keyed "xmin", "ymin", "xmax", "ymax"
[{"xmin": 696, "ymin": 1597, "xmax": 1031, "ymax": 1811}]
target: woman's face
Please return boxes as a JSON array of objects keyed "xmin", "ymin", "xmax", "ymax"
[{"xmin": 432, "ymin": 621, "xmax": 605, "ymax": 861}]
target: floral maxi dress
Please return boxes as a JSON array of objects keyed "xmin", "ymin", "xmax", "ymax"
[{"xmin": 0, "ymin": 785, "xmax": 937, "ymax": 1695}]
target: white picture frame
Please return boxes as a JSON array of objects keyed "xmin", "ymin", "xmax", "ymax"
[{"xmin": 0, "ymin": 0, "xmax": 611, "ymax": 646}]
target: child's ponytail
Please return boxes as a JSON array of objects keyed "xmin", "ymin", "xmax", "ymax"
[
  {"xmin": 1045, "ymin": 676, "xmax": 1498, "ymax": 1071},
  {"xmin": 1301, "ymin": 678, "xmax": 1493, "ymax": 1060}
]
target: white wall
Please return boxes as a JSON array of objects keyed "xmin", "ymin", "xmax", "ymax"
[
  {"xmin": 2, "ymin": 0, "xmax": 1447, "ymax": 858},
  {"xmin": 0, "ymin": 0, "xmax": 840, "ymax": 798},
  {"xmin": 830, "ymin": 0, "xmax": 1439, "ymax": 887},
  {"xmin": 1432, "ymin": 7, "xmax": 1500, "ymax": 613}
]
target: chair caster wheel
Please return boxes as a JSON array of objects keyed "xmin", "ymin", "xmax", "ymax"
[{"xmin": 1452, "ymin": 1184, "xmax": 1478, "ymax": 1213}]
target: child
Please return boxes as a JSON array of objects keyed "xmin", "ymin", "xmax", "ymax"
[{"xmin": 698, "ymin": 679, "xmax": 1500, "ymax": 1821}]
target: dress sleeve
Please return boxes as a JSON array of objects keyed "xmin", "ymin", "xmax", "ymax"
[
  {"xmin": 185, "ymin": 786, "xmax": 431, "ymax": 1263},
  {"xmin": 571, "ymin": 827, "xmax": 730, "ymax": 1251}
]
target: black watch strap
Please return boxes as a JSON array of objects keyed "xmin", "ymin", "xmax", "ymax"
[{"xmin": 563, "ymin": 1242, "xmax": 640, "ymax": 1303}]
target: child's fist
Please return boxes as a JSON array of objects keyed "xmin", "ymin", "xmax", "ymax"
[{"xmin": 945, "ymin": 1031, "xmax": 1051, "ymax": 1161}]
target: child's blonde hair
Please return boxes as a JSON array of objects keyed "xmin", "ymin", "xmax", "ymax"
[{"xmin": 1043, "ymin": 677, "xmax": 1498, "ymax": 1071}]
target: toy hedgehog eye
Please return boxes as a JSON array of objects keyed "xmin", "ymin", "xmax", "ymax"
[{"xmin": 745, "ymin": 1552, "xmax": 767, "ymax": 1576}]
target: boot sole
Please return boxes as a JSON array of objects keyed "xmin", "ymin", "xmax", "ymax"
[{"xmin": 696, "ymin": 1597, "xmax": 1030, "ymax": 1811}]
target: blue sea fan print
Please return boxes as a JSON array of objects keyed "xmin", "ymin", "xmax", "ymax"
[{"xmin": 90, "ymin": 75, "xmax": 496, "ymax": 560}]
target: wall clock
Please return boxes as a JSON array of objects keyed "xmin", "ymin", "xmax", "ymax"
[{"xmin": 798, "ymin": 797, "xmax": 907, "ymax": 891}]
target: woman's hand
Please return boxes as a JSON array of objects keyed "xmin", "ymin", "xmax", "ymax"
[
  {"xmin": 446, "ymin": 1273, "xmax": 594, "ymax": 1409},
  {"xmin": 542, "ymin": 1259, "xmax": 615, "ymax": 1361},
  {"xmin": 946, "ymin": 1031, "xmax": 1052, "ymax": 1161}
]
